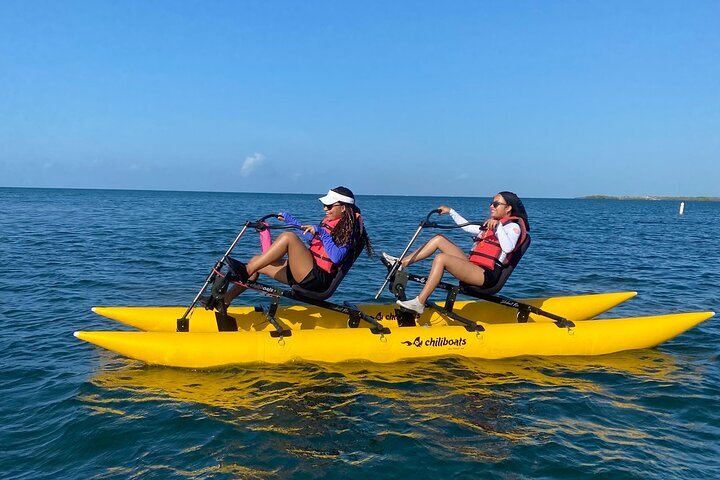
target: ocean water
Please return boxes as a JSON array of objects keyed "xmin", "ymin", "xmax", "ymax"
[{"xmin": 1, "ymin": 187, "xmax": 718, "ymax": 479}]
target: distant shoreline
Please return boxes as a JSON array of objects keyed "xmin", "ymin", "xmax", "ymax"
[
  {"xmin": 2, "ymin": 186, "xmax": 718, "ymax": 201},
  {"xmin": 579, "ymin": 195, "xmax": 720, "ymax": 201}
]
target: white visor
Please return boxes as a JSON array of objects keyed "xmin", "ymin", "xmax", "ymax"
[{"xmin": 319, "ymin": 189, "xmax": 355, "ymax": 205}]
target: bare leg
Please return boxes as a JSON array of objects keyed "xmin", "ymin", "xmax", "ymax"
[
  {"xmin": 224, "ymin": 232, "xmax": 315, "ymax": 305},
  {"xmin": 402, "ymin": 235, "xmax": 467, "ymax": 267},
  {"xmin": 247, "ymin": 231, "xmax": 315, "ymax": 279},
  {"xmin": 225, "ymin": 257, "xmax": 299, "ymax": 304},
  {"xmin": 416, "ymin": 254, "xmax": 486, "ymax": 303}
]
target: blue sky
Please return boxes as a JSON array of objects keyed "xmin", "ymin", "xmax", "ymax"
[{"xmin": 1, "ymin": 1, "xmax": 718, "ymax": 197}]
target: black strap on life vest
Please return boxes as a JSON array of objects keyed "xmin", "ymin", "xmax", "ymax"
[
  {"xmin": 312, "ymin": 218, "xmax": 367, "ymax": 274},
  {"xmin": 310, "ymin": 249, "xmax": 339, "ymax": 273},
  {"xmin": 468, "ymin": 219, "xmax": 525, "ymax": 269},
  {"xmin": 468, "ymin": 238, "xmax": 504, "ymax": 269}
]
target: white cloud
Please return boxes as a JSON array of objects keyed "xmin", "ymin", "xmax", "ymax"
[{"xmin": 240, "ymin": 153, "xmax": 266, "ymax": 177}]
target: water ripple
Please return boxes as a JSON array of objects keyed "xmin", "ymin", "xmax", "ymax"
[{"xmin": 1, "ymin": 189, "xmax": 718, "ymax": 478}]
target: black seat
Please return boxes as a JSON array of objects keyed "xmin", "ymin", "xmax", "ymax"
[
  {"xmin": 459, "ymin": 234, "xmax": 531, "ymax": 296},
  {"xmin": 292, "ymin": 230, "xmax": 372, "ymax": 300},
  {"xmin": 290, "ymin": 222, "xmax": 368, "ymax": 301},
  {"xmin": 290, "ymin": 257, "xmax": 354, "ymax": 301},
  {"xmin": 223, "ymin": 254, "xmax": 350, "ymax": 301}
]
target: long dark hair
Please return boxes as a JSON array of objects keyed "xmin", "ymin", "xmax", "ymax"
[
  {"xmin": 498, "ymin": 191, "xmax": 530, "ymax": 231},
  {"xmin": 327, "ymin": 186, "xmax": 374, "ymax": 257},
  {"xmin": 332, "ymin": 205, "xmax": 374, "ymax": 257}
]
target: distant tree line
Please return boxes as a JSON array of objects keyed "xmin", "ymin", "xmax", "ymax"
[{"xmin": 579, "ymin": 195, "xmax": 720, "ymax": 201}]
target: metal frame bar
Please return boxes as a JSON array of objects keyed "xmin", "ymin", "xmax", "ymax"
[{"xmin": 384, "ymin": 259, "xmax": 574, "ymax": 329}]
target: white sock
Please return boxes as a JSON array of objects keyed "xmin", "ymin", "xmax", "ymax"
[{"xmin": 397, "ymin": 296, "xmax": 424, "ymax": 314}]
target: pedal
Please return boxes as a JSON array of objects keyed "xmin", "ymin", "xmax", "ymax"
[{"xmin": 394, "ymin": 308, "xmax": 417, "ymax": 327}]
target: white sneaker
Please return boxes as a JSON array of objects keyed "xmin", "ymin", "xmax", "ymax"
[
  {"xmin": 396, "ymin": 297, "xmax": 425, "ymax": 314},
  {"xmin": 382, "ymin": 251, "xmax": 403, "ymax": 270}
]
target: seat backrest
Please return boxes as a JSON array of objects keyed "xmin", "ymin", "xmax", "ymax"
[
  {"xmin": 290, "ymin": 229, "xmax": 366, "ymax": 301},
  {"xmin": 460, "ymin": 234, "xmax": 531, "ymax": 296}
]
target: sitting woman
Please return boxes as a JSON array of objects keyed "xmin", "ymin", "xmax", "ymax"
[
  {"xmin": 385, "ymin": 191, "xmax": 529, "ymax": 314},
  {"xmin": 223, "ymin": 186, "xmax": 373, "ymax": 306}
]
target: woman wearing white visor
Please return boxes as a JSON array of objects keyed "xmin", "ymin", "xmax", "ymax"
[{"xmin": 223, "ymin": 186, "xmax": 372, "ymax": 306}]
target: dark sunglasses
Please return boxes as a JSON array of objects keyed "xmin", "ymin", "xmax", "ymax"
[
  {"xmin": 323, "ymin": 202, "xmax": 342, "ymax": 210},
  {"xmin": 490, "ymin": 201, "xmax": 507, "ymax": 208}
]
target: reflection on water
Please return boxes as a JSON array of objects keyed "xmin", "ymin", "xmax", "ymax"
[
  {"xmin": 85, "ymin": 350, "xmax": 683, "ymax": 472},
  {"xmin": 91, "ymin": 350, "xmax": 680, "ymax": 411}
]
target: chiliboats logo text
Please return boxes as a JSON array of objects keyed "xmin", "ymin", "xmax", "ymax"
[{"xmin": 401, "ymin": 336, "xmax": 467, "ymax": 348}]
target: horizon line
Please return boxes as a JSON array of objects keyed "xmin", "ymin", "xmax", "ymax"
[
  {"xmin": 3, "ymin": 185, "xmax": 717, "ymax": 200},
  {"xmin": 0, "ymin": 185, "xmax": 575, "ymax": 199}
]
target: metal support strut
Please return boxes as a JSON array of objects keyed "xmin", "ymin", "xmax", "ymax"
[
  {"xmin": 426, "ymin": 302, "xmax": 485, "ymax": 332},
  {"xmin": 259, "ymin": 296, "xmax": 292, "ymax": 338},
  {"xmin": 344, "ymin": 302, "xmax": 390, "ymax": 334}
]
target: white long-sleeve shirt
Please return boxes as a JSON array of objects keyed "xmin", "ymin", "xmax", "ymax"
[{"xmin": 448, "ymin": 209, "xmax": 521, "ymax": 264}]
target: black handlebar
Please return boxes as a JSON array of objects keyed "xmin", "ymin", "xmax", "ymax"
[
  {"xmin": 423, "ymin": 209, "xmax": 442, "ymax": 225},
  {"xmin": 249, "ymin": 213, "xmax": 296, "ymax": 231},
  {"xmin": 259, "ymin": 213, "xmax": 280, "ymax": 222},
  {"xmin": 420, "ymin": 208, "xmax": 486, "ymax": 230},
  {"xmin": 247, "ymin": 214, "xmax": 279, "ymax": 231}
]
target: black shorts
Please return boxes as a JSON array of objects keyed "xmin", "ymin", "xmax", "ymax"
[
  {"xmin": 480, "ymin": 266, "xmax": 503, "ymax": 289},
  {"xmin": 286, "ymin": 263, "xmax": 334, "ymax": 292}
]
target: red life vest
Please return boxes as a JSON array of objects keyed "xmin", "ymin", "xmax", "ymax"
[
  {"xmin": 468, "ymin": 216, "xmax": 527, "ymax": 270},
  {"xmin": 309, "ymin": 213, "xmax": 365, "ymax": 273},
  {"xmin": 309, "ymin": 217, "xmax": 342, "ymax": 273}
]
